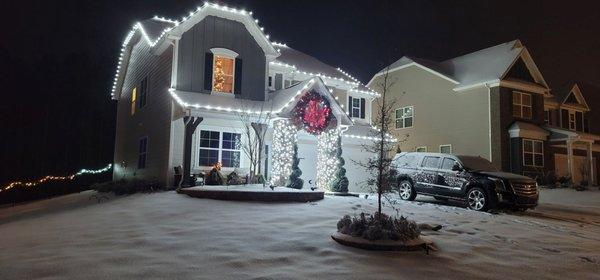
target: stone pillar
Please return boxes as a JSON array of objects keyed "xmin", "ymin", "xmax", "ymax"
[
  {"xmin": 567, "ymin": 139, "xmax": 574, "ymax": 181},
  {"xmin": 587, "ymin": 141, "xmax": 594, "ymax": 185}
]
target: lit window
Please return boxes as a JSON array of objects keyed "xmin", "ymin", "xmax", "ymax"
[
  {"xmin": 523, "ymin": 139, "xmax": 543, "ymax": 167},
  {"xmin": 198, "ymin": 130, "xmax": 241, "ymax": 168},
  {"xmin": 131, "ymin": 87, "xmax": 137, "ymax": 116},
  {"xmin": 212, "ymin": 56, "xmax": 235, "ymax": 93},
  {"xmin": 440, "ymin": 144, "xmax": 452, "ymax": 154},
  {"xmin": 513, "ymin": 91, "xmax": 532, "ymax": 119},
  {"xmin": 138, "ymin": 137, "xmax": 147, "ymax": 169},
  {"xmin": 395, "ymin": 106, "xmax": 414, "ymax": 129}
]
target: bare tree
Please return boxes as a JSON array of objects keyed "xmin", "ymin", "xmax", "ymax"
[
  {"xmin": 355, "ymin": 65, "xmax": 408, "ymax": 217},
  {"xmin": 235, "ymin": 102, "xmax": 272, "ymax": 182}
]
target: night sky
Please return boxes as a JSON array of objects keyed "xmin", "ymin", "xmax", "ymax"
[{"xmin": 1, "ymin": 0, "xmax": 599, "ymax": 182}]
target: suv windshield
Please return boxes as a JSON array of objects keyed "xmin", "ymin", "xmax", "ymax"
[{"xmin": 456, "ymin": 156, "xmax": 499, "ymax": 172}]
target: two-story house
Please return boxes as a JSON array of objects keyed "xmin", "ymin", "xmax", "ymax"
[
  {"xmin": 110, "ymin": 3, "xmax": 382, "ymax": 192},
  {"xmin": 369, "ymin": 40, "xmax": 599, "ymax": 185}
]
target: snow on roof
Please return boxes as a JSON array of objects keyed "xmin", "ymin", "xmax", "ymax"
[
  {"xmin": 343, "ymin": 123, "xmax": 397, "ymax": 142},
  {"xmin": 168, "ymin": 78, "xmax": 353, "ymax": 126},
  {"xmin": 275, "ymin": 45, "xmax": 349, "ymax": 82},
  {"xmin": 439, "ymin": 40, "xmax": 523, "ymax": 86},
  {"xmin": 371, "ymin": 40, "xmax": 548, "ymax": 90},
  {"xmin": 138, "ymin": 18, "xmax": 177, "ymax": 42}
]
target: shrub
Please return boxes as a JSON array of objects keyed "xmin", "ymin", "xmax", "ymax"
[
  {"xmin": 227, "ymin": 172, "xmax": 243, "ymax": 185},
  {"xmin": 337, "ymin": 212, "xmax": 420, "ymax": 241},
  {"xmin": 93, "ymin": 179, "xmax": 165, "ymax": 195}
]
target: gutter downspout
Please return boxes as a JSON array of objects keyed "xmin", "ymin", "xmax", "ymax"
[{"xmin": 484, "ymin": 83, "xmax": 493, "ymax": 165}]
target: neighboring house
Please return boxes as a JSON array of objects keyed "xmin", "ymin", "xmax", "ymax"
[
  {"xmin": 110, "ymin": 3, "xmax": 382, "ymax": 192},
  {"xmin": 368, "ymin": 40, "xmax": 599, "ymax": 185}
]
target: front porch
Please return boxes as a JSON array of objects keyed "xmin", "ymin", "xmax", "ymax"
[{"xmin": 546, "ymin": 127, "xmax": 600, "ymax": 185}]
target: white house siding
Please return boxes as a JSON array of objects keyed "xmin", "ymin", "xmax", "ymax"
[
  {"xmin": 113, "ymin": 39, "xmax": 173, "ymax": 185},
  {"xmin": 371, "ymin": 66, "xmax": 492, "ymax": 160}
]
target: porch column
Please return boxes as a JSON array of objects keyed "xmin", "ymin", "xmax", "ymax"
[
  {"xmin": 587, "ymin": 141, "xmax": 594, "ymax": 185},
  {"xmin": 182, "ymin": 116, "xmax": 203, "ymax": 187},
  {"xmin": 567, "ymin": 139, "xmax": 574, "ymax": 181}
]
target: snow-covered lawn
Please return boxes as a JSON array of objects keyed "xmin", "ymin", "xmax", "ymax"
[{"xmin": 0, "ymin": 189, "xmax": 599, "ymax": 279}]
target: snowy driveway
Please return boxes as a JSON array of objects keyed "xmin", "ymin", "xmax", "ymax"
[{"xmin": 0, "ymin": 189, "xmax": 599, "ymax": 279}]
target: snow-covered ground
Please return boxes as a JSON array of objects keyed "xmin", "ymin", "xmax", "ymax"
[{"xmin": 0, "ymin": 188, "xmax": 599, "ymax": 279}]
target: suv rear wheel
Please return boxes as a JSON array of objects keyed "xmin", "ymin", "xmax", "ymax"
[
  {"xmin": 467, "ymin": 187, "xmax": 489, "ymax": 211},
  {"xmin": 398, "ymin": 180, "xmax": 417, "ymax": 201}
]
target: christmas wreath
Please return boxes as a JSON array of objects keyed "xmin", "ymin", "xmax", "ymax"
[{"xmin": 291, "ymin": 90, "xmax": 334, "ymax": 135}]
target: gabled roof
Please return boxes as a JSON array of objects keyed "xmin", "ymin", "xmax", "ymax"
[
  {"xmin": 369, "ymin": 40, "xmax": 550, "ymax": 92},
  {"xmin": 552, "ymin": 83, "xmax": 590, "ymax": 110},
  {"xmin": 275, "ymin": 44, "xmax": 354, "ymax": 83},
  {"xmin": 110, "ymin": 2, "xmax": 279, "ymax": 98},
  {"xmin": 168, "ymin": 77, "xmax": 353, "ymax": 126}
]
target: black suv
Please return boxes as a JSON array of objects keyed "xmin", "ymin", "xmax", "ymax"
[{"xmin": 393, "ymin": 152, "xmax": 538, "ymax": 211}]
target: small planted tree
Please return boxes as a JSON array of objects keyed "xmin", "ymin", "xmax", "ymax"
[
  {"xmin": 236, "ymin": 102, "xmax": 272, "ymax": 182},
  {"xmin": 330, "ymin": 136, "xmax": 349, "ymax": 192},
  {"xmin": 286, "ymin": 144, "xmax": 304, "ymax": 189}
]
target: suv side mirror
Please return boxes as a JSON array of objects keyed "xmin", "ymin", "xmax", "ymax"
[{"xmin": 452, "ymin": 163, "xmax": 463, "ymax": 172}]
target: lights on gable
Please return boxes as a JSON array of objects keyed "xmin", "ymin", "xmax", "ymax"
[{"xmin": 110, "ymin": 1, "xmax": 275, "ymax": 98}]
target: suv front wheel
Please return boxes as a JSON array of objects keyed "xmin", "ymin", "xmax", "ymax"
[
  {"xmin": 398, "ymin": 180, "xmax": 417, "ymax": 201},
  {"xmin": 467, "ymin": 187, "xmax": 490, "ymax": 211}
]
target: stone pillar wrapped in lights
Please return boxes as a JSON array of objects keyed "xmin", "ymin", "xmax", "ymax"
[
  {"xmin": 316, "ymin": 127, "xmax": 341, "ymax": 191},
  {"xmin": 270, "ymin": 119, "xmax": 298, "ymax": 186}
]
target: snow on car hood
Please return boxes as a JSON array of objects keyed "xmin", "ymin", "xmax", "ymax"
[{"xmin": 476, "ymin": 171, "xmax": 535, "ymax": 182}]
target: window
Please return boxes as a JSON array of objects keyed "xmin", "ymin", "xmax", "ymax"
[
  {"xmin": 394, "ymin": 154, "xmax": 418, "ymax": 168},
  {"xmin": 523, "ymin": 139, "xmax": 543, "ymax": 167},
  {"xmin": 416, "ymin": 146, "xmax": 427, "ymax": 152},
  {"xmin": 352, "ymin": 98, "xmax": 361, "ymax": 118},
  {"xmin": 422, "ymin": 156, "xmax": 441, "ymax": 169},
  {"xmin": 130, "ymin": 87, "xmax": 137, "ymax": 116},
  {"xmin": 568, "ymin": 111, "xmax": 576, "ymax": 130},
  {"xmin": 212, "ymin": 55, "xmax": 235, "ymax": 93},
  {"xmin": 268, "ymin": 76, "xmax": 273, "ymax": 88},
  {"xmin": 544, "ymin": 109, "xmax": 550, "ymax": 125},
  {"xmin": 139, "ymin": 77, "xmax": 148, "ymax": 108},
  {"xmin": 348, "ymin": 96, "xmax": 365, "ymax": 119},
  {"xmin": 138, "ymin": 137, "xmax": 147, "ymax": 169},
  {"xmin": 440, "ymin": 144, "xmax": 452, "ymax": 154},
  {"xmin": 395, "ymin": 106, "xmax": 413, "ymax": 129},
  {"xmin": 221, "ymin": 132, "xmax": 241, "ymax": 168},
  {"xmin": 512, "ymin": 91, "xmax": 532, "ymax": 119},
  {"xmin": 441, "ymin": 158, "xmax": 457, "ymax": 170},
  {"xmin": 198, "ymin": 130, "xmax": 241, "ymax": 168}
]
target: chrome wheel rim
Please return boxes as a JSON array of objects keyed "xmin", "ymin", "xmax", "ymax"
[
  {"xmin": 468, "ymin": 189, "xmax": 485, "ymax": 210},
  {"xmin": 399, "ymin": 182, "xmax": 412, "ymax": 200}
]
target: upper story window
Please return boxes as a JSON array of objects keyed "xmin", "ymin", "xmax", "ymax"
[
  {"xmin": 544, "ymin": 109, "xmax": 550, "ymax": 125},
  {"xmin": 139, "ymin": 77, "xmax": 148, "ymax": 109},
  {"xmin": 512, "ymin": 91, "xmax": 532, "ymax": 119},
  {"xmin": 348, "ymin": 96, "xmax": 365, "ymax": 119},
  {"xmin": 130, "ymin": 87, "xmax": 137, "ymax": 116},
  {"xmin": 395, "ymin": 106, "xmax": 413, "ymax": 129},
  {"xmin": 208, "ymin": 48, "xmax": 239, "ymax": 94},
  {"xmin": 568, "ymin": 111, "xmax": 576, "ymax": 130},
  {"xmin": 212, "ymin": 56, "xmax": 235, "ymax": 93}
]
